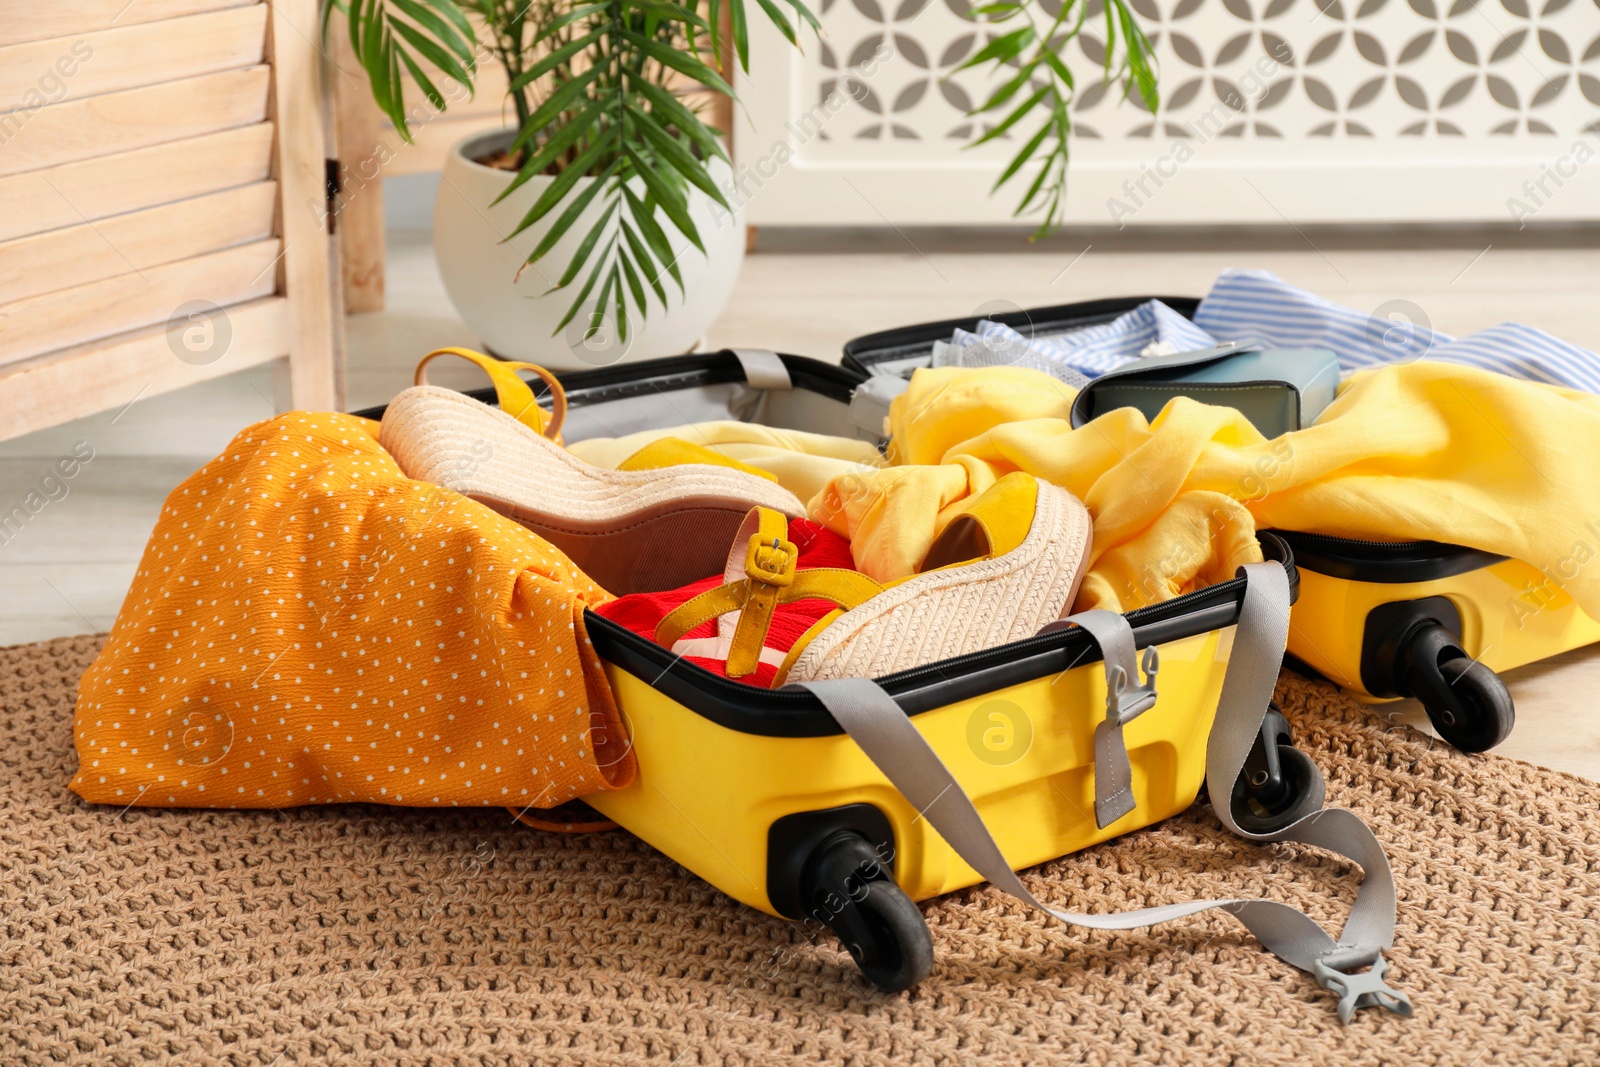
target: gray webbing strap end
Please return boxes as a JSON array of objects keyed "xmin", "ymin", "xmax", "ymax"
[
  {"xmin": 1061, "ymin": 610, "xmax": 1158, "ymax": 829},
  {"xmin": 1213, "ymin": 563, "xmax": 1411, "ymax": 1023}
]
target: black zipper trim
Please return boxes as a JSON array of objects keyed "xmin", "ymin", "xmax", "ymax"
[
  {"xmin": 351, "ymin": 350, "xmax": 864, "ymax": 421},
  {"xmin": 590, "ymin": 533, "xmax": 1296, "ymax": 737},
  {"xmin": 841, "ymin": 295, "xmax": 1202, "ymax": 376},
  {"xmin": 1269, "ymin": 529, "xmax": 1504, "ymax": 584}
]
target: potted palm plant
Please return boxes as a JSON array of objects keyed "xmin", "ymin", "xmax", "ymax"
[{"xmin": 328, "ymin": 0, "xmax": 1157, "ymax": 368}]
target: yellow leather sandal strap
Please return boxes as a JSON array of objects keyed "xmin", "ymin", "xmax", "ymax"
[
  {"xmin": 782, "ymin": 568, "xmax": 882, "ymax": 608},
  {"xmin": 415, "ymin": 347, "xmax": 567, "ymax": 440},
  {"xmin": 725, "ymin": 564, "xmax": 881, "ymax": 677},
  {"xmin": 724, "ymin": 509, "xmax": 798, "ymax": 677},
  {"xmin": 652, "ymin": 570, "xmax": 880, "ymax": 653},
  {"xmin": 654, "ymin": 507, "xmax": 785, "ymax": 652},
  {"xmin": 655, "ymin": 581, "xmax": 753, "ymax": 651},
  {"xmin": 653, "ymin": 507, "xmax": 884, "ymax": 680},
  {"xmin": 654, "ymin": 571, "xmax": 881, "ymax": 684},
  {"xmin": 920, "ymin": 471, "xmax": 1038, "ymax": 572}
]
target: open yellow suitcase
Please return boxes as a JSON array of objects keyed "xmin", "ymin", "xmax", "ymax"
[
  {"xmin": 582, "ymin": 539, "xmax": 1344, "ymax": 992},
  {"xmin": 356, "ymin": 348, "xmax": 1411, "ymax": 1019},
  {"xmin": 845, "ymin": 300, "xmax": 1600, "ymax": 755}
]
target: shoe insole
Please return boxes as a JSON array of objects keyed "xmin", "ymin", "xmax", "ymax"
[{"xmin": 483, "ymin": 497, "xmax": 753, "ymax": 596}]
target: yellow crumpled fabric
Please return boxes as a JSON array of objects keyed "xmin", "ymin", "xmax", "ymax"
[
  {"xmin": 810, "ymin": 362, "xmax": 1600, "ymax": 615},
  {"xmin": 566, "ymin": 419, "xmax": 882, "ymax": 503}
]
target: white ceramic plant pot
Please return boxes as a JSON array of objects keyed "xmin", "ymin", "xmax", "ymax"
[{"xmin": 433, "ymin": 129, "xmax": 746, "ymax": 369}]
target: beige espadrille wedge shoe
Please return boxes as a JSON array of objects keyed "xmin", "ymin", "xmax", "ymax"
[
  {"xmin": 380, "ymin": 349, "xmax": 804, "ymax": 595},
  {"xmin": 652, "ymin": 472, "xmax": 1093, "ymax": 684}
]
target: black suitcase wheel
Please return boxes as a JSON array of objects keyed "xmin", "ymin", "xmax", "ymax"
[
  {"xmin": 1362, "ymin": 601, "xmax": 1515, "ymax": 753},
  {"xmin": 838, "ymin": 878, "xmax": 934, "ymax": 993},
  {"xmin": 799, "ymin": 831, "xmax": 933, "ymax": 994},
  {"xmin": 1394, "ymin": 621, "xmax": 1515, "ymax": 753},
  {"xmin": 1428, "ymin": 654, "xmax": 1515, "ymax": 753},
  {"xmin": 1231, "ymin": 705, "xmax": 1326, "ymax": 835}
]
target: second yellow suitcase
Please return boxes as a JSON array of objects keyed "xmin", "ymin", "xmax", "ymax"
[{"xmin": 1274, "ymin": 530, "xmax": 1600, "ymax": 752}]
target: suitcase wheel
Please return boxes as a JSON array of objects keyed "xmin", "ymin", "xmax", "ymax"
[
  {"xmin": 802, "ymin": 831, "xmax": 933, "ymax": 994},
  {"xmin": 1396, "ymin": 621, "xmax": 1515, "ymax": 753},
  {"xmin": 1363, "ymin": 601, "xmax": 1516, "ymax": 753},
  {"xmin": 1427, "ymin": 654, "xmax": 1515, "ymax": 753},
  {"xmin": 839, "ymin": 877, "xmax": 934, "ymax": 994},
  {"xmin": 1230, "ymin": 704, "xmax": 1326, "ymax": 835}
]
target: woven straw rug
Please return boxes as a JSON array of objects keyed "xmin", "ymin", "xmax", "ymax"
[{"xmin": 3, "ymin": 635, "xmax": 1597, "ymax": 1066}]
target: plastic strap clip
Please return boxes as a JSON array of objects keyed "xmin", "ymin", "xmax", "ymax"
[
  {"xmin": 1312, "ymin": 951, "xmax": 1415, "ymax": 1024},
  {"xmin": 1107, "ymin": 646, "xmax": 1159, "ymax": 727}
]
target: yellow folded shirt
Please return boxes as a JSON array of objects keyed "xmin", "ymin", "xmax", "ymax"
[{"xmin": 812, "ymin": 361, "xmax": 1600, "ymax": 616}]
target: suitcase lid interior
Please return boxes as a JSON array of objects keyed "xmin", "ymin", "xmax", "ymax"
[{"xmin": 353, "ymin": 350, "xmax": 876, "ymax": 444}]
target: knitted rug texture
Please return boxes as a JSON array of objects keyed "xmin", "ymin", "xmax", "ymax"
[{"xmin": 2, "ymin": 634, "xmax": 1597, "ymax": 1066}]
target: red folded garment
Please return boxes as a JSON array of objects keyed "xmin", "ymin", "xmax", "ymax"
[{"xmin": 595, "ymin": 518, "xmax": 857, "ymax": 687}]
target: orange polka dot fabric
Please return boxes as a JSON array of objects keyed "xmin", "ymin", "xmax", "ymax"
[{"xmin": 72, "ymin": 412, "xmax": 635, "ymax": 817}]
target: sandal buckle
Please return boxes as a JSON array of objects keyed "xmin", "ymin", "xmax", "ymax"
[{"xmin": 745, "ymin": 535, "xmax": 797, "ymax": 587}]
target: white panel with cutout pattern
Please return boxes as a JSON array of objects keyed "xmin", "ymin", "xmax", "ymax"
[{"xmin": 734, "ymin": 0, "xmax": 1600, "ymax": 224}]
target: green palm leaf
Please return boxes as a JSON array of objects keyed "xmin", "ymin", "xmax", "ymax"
[{"xmin": 331, "ymin": 0, "xmax": 1147, "ymax": 335}]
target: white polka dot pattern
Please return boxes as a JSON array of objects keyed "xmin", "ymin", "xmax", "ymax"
[{"xmin": 71, "ymin": 413, "xmax": 636, "ymax": 814}]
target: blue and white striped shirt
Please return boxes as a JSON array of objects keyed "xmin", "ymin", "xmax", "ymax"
[
  {"xmin": 937, "ymin": 269, "xmax": 1600, "ymax": 394},
  {"xmin": 1194, "ymin": 269, "xmax": 1600, "ymax": 392}
]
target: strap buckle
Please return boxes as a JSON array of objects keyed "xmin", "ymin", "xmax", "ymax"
[
  {"xmin": 745, "ymin": 534, "xmax": 797, "ymax": 587},
  {"xmin": 1106, "ymin": 647, "xmax": 1159, "ymax": 726},
  {"xmin": 1312, "ymin": 951, "xmax": 1414, "ymax": 1024}
]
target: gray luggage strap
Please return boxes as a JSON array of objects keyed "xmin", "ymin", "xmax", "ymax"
[
  {"xmin": 730, "ymin": 349, "xmax": 791, "ymax": 423},
  {"xmin": 1053, "ymin": 609, "xmax": 1159, "ymax": 829},
  {"xmin": 792, "ymin": 563, "xmax": 1412, "ymax": 1023}
]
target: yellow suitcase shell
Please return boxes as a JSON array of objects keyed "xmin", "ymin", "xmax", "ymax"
[
  {"xmin": 1277, "ymin": 532, "xmax": 1600, "ymax": 752},
  {"xmin": 584, "ymin": 544, "xmax": 1301, "ymax": 921}
]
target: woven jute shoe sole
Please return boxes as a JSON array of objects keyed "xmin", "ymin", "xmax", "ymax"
[
  {"xmin": 379, "ymin": 385, "xmax": 804, "ymax": 594},
  {"xmin": 786, "ymin": 481, "xmax": 1093, "ymax": 682}
]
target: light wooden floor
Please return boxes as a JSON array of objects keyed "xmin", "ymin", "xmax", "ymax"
[{"xmin": 5, "ymin": 225, "xmax": 1600, "ymax": 779}]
